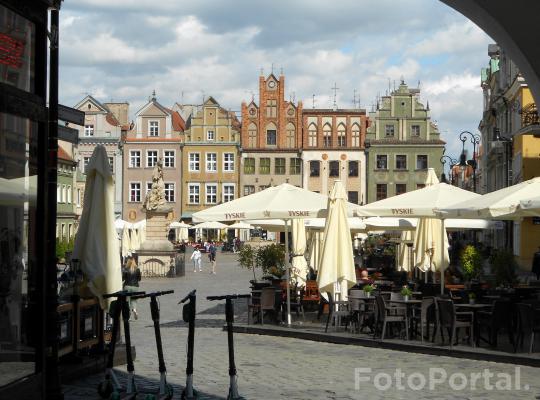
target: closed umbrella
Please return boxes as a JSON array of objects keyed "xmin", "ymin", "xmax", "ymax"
[
  {"xmin": 121, "ymin": 227, "xmax": 131, "ymax": 258},
  {"xmin": 72, "ymin": 145, "xmax": 122, "ymax": 309},
  {"xmin": 317, "ymin": 181, "xmax": 356, "ymax": 301},
  {"xmin": 291, "ymin": 219, "xmax": 308, "ymax": 285},
  {"xmin": 398, "ymin": 230, "xmax": 414, "ymax": 271},
  {"xmin": 308, "ymin": 231, "xmax": 323, "ymax": 272}
]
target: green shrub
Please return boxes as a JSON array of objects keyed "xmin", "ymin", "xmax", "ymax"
[
  {"xmin": 460, "ymin": 245, "xmax": 483, "ymax": 281},
  {"xmin": 490, "ymin": 248, "xmax": 518, "ymax": 286},
  {"xmin": 256, "ymin": 243, "xmax": 285, "ymax": 277}
]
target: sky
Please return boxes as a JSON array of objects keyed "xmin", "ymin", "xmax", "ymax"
[{"xmin": 59, "ymin": 0, "xmax": 493, "ymax": 157}]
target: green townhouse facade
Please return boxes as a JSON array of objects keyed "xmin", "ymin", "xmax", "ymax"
[
  {"xmin": 56, "ymin": 144, "xmax": 78, "ymax": 242},
  {"xmin": 365, "ymin": 80, "xmax": 445, "ymax": 202}
]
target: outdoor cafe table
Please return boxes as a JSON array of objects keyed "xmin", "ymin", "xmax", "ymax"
[
  {"xmin": 455, "ymin": 303, "xmax": 492, "ymax": 346},
  {"xmin": 387, "ymin": 299, "xmax": 422, "ymax": 340}
]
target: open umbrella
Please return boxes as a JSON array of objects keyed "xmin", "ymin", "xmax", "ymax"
[
  {"xmin": 291, "ymin": 219, "xmax": 308, "ymax": 285},
  {"xmin": 317, "ymin": 181, "xmax": 356, "ymax": 302},
  {"xmin": 72, "ymin": 145, "xmax": 122, "ymax": 309},
  {"xmin": 519, "ymin": 196, "xmax": 540, "ymax": 216}
]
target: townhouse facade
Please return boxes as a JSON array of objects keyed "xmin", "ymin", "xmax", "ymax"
[
  {"xmin": 365, "ymin": 81, "xmax": 444, "ymax": 202},
  {"xmin": 240, "ymin": 73, "xmax": 303, "ymax": 195},
  {"xmin": 479, "ymin": 44, "xmax": 540, "ymax": 267},
  {"xmin": 73, "ymin": 95, "xmax": 128, "ymax": 218},
  {"xmin": 180, "ymin": 97, "xmax": 241, "ymax": 221},
  {"xmin": 122, "ymin": 95, "xmax": 184, "ymax": 222},
  {"xmin": 302, "ymin": 108, "xmax": 368, "ymax": 203},
  {"xmin": 56, "ymin": 145, "xmax": 77, "ymax": 242}
]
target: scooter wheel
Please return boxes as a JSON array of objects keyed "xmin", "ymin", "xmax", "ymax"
[{"xmin": 97, "ymin": 380, "xmax": 113, "ymax": 398}]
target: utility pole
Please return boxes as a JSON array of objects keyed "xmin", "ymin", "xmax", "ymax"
[{"xmin": 331, "ymin": 82, "xmax": 339, "ymax": 110}]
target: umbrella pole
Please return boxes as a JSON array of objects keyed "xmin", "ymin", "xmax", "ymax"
[
  {"xmin": 284, "ymin": 219, "xmax": 291, "ymax": 326},
  {"xmin": 440, "ymin": 219, "xmax": 445, "ymax": 295}
]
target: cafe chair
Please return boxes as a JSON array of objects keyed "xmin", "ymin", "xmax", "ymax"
[
  {"xmin": 248, "ymin": 287, "xmax": 276, "ymax": 325},
  {"xmin": 477, "ymin": 299, "xmax": 513, "ymax": 348},
  {"xmin": 436, "ymin": 298, "xmax": 474, "ymax": 348},
  {"xmin": 374, "ymin": 295, "xmax": 408, "ymax": 341},
  {"xmin": 515, "ymin": 303, "xmax": 540, "ymax": 353}
]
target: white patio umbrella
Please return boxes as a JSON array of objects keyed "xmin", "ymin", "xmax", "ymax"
[
  {"xmin": 228, "ymin": 221, "xmax": 254, "ymax": 230},
  {"xmin": 121, "ymin": 227, "xmax": 131, "ymax": 258},
  {"xmin": 193, "ymin": 183, "xmax": 357, "ymax": 326},
  {"xmin": 364, "ymin": 216, "xmax": 496, "ymax": 231},
  {"xmin": 414, "ymin": 169, "xmax": 450, "ymax": 278},
  {"xmin": 307, "ymin": 231, "xmax": 324, "ymax": 272},
  {"xmin": 397, "ymin": 230, "xmax": 414, "ymax": 271},
  {"xmin": 132, "ymin": 219, "xmax": 146, "ymax": 244},
  {"xmin": 72, "ymin": 145, "xmax": 122, "ymax": 309},
  {"xmin": 438, "ymin": 177, "xmax": 540, "ymax": 220},
  {"xmin": 193, "ymin": 221, "xmax": 228, "ymax": 242},
  {"xmin": 519, "ymin": 196, "xmax": 540, "ymax": 216},
  {"xmin": 317, "ymin": 181, "xmax": 356, "ymax": 302},
  {"xmin": 170, "ymin": 220, "xmax": 190, "ymax": 241},
  {"xmin": 291, "ymin": 219, "xmax": 308, "ymax": 285}
]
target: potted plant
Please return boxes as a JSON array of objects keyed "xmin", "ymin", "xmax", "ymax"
[
  {"xmin": 468, "ymin": 292, "xmax": 476, "ymax": 305},
  {"xmin": 490, "ymin": 249, "xmax": 518, "ymax": 287},
  {"xmin": 238, "ymin": 244, "xmax": 258, "ymax": 282},
  {"xmin": 256, "ymin": 243, "xmax": 286, "ymax": 283},
  {"xmin": 400, "ymin": 286, "xmax": 412, "ymax": 302},
  {"xmin": 460, "ymin": 245, "xmax": 483, "ymax": 283},
  {"xmin": 363, "ymin": 284, "xmax": 374, "ymax": 297}
]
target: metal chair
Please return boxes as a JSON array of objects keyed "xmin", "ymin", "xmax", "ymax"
[
  {"xmin": 411, "ymin": 297, "xmax": 435, "ymax": 342},
  {"xmin": 515, "ymin": 303, "xmax": 540, "ymax": 353},
  {"xmin": 248, "ymin": 287, "xmax": 276, "ymax": 325},
  {"xmin": 325, "ymin": 293, "xmax": 351, "ymax": 332},
  {"xmin": 477, "ymin": 299, "xmax": 514, "ymax": 348},
  {"xmin": 436, "ymin": 298, "xmax": 474, "ymax": 348},
  {"xmin": 374, "ymin": 295, "xmax": 408, "ymax": 340}
]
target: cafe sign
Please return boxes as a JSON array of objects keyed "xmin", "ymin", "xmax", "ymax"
[{"xmin": 391, "ymin": 208, "xmax": 414, "ymax": 215}]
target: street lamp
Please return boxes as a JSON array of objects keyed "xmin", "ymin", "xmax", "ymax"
[
  {"xmin": 439, "ymin": 154, "xmax": 457, "ymax": 184},
  {"xmin": 459, "ymin": 131, "xmax": 481, "ymax": 192}
]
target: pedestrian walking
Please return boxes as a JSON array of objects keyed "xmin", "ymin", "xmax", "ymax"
[
  {"xmin": 209, "ymin": 241, "xmax": 217, "ymax": 274},
  {"xmin": 191, "ymin": 247, "xmax": 202, "ymax": 272},
  {"xmin": 122, "ymin": 257, "xmax": 142, "ymax": 320}
]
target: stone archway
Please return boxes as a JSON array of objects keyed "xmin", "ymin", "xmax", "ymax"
[{"xmin": 441, "ymin": 0, "xmax": 540, "ymax": 103}]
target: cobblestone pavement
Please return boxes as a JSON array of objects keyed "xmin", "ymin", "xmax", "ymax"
[{"xmin": 63, "ymin": 250, "xmax": 540, "ymax": 399}]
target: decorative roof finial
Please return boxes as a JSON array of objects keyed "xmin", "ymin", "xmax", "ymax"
[{"xmin": 151, "ymin": 89, "xmax": 156, "ymax": 101}]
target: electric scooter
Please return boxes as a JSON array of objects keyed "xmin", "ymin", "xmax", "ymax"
[
  {"xmin": 207, "ymin": 294, "xmax": 251, "ymax": 400},
  {"xmin": 98, "ymin": 290, "xmax": 145, "ymax": 400},
  {"xmin": 130, "ymin": 290, "xmax": 175, "ymax": 400},
  {"xmin": 179, "ymin": 290, "xmax": 198, "ymax": 400}
]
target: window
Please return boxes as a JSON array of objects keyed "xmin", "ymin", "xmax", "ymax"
[
  {"xmin": 164, "ymin": 150, "xmax": 175, "ymax": 168},
  {"xmin": 223, "ymin": 153, "xmax": 235, "ymax": 172},
  {"xmin": 348, "ymin": 161, "xmax": 358, "ymax": 177},
  {"xmin": 188, "ymin": 184, "xmax": 200, "ymax": 204},
  {"xmin": 244, "ymin": 185, "xmax": 255, "ymax": 196},
  {"xmin": 396, "ymin": 155, "xmax": 407, "ymax": 170},
  {"xmin": 83, "ymin": 156, "xmax": 90, "ymax": 173},
  {"xmin": 329, "ymin": 161, "xmax": 340, "ymax": 177},
  {"xmin": 290, "ymin": 158, "xmax": 301, "ymax": 175},
  {"xmin": 189, "ymin": 153, "xmax": 200, "ymax": 171},
  {"xmin": 62, "ymin": 185, "xmax": 66, "ymax": 203},
  {"xmin": 259, "ymin": 158, "xmax": 270, "ymax": 174},
  {"xmin": 164, "ymin": 183, "xmax": 175, "ymax": 202},
  {"xmin": 84, "ymin": 124, "xmax": 94, "ymax": 136},
  {"xmin": 310, "ymin": 161, "xmax": 320, "ymax": 177},
  {"xmin": 348, "ymin": 191, "xmax": 359, "ymax": 204},
  {"xmin": 146, "ymin": 182, "xmax": 152, "ymax": 195},
  {"xmin": 206, "ymin": 153, "xmax": 217, "ymax": 172},
  {"xmin": 223, "ymin": 184, "xmax": 235, "ymax": 203},
  {"xmin": 376, "ymin": 184, "xmax": 387, "ymax": 201},
  {"xmin": 130, "ymin": 182, "xmax": 141, "ymax": 202},
  {"xmin": 129, "ymin": 151, "xmax": 140, "ymax": 168},
  {"xmin": 385, "ymin": 124, "xmax": 395, "ymax": 136},
  {"xmin": 411, "ymin": 125, "xmax": 420, "ymax": 136},
  {"xmin": 266, "ymin": 99, "xmax": 277, "ymax": 118},
  {"xmin": 61, "ymin": 224, "xmax": 66, "ymax": 240},
  {"xmin": 149, "ymin": 120, "xmax": 159, "ymax": 136},
  {"xmin": 337, "ymin": 124, "xmax": 346, "ymax": 147},
  {"xmin": 275, "ymin": 158, "xmax": 286, "ymax": 174},
  {"xmin": 57, "ymin": 184, "xmax": 61, "ymax": 202},
  {"xmin": 248, "ymin": 123, "xmax": 257, "ymax": 147},
  {"xmin": 396, "ymin": 184, "xmax": 407, "ymax": 196},
  {"xmin": 286, "ymin": 123, "xmax": 295, "ymax": 148},
  {"xmin": 352, "ymin": 123, "xmax": 360, "ymax": 147},
  {"xmin": 417, "ymin": 183, "xmax": 426, "ymax": 190},
  {"xmin": 206, "ymin": 184, "xmax": 217, "ymax": 204},
  {"xmin": 67, "ymin": 185, "xmax": 72, "ymax": 203},
  {"xmin": 376, "ymin": 155, "xmax": 388, "ymax": 170},
  {"xmin": 323, "ymin": 124, "xmax": 331, "ymax": 147},
  {"xmin": 108, "ymin": 157, "xmax": 114, "ymax": 173},
  {"xmin": 77, "ymin": 189, "xmax": 81, "ymax": 206},
  {"xmin": 146, "ymin": 150, "xmax": 158, "ymax": 167},
  {"xmin": 416, "ymin": 155, "xmax": 428, "ymax": 170},
  {"xmin": 266, "ymin": 129, "xmax": 277, "ymax": 145},
  {"xmin": 308, "ymin": 124, "xmax": 317, "ymax": 147},
  {"xmin": 243, "ymin": 158, "xmax": 255, "ymax": 175},
  {"xmin": 207, "ymin": 130, "xmax": 215, "ymax": 140}
]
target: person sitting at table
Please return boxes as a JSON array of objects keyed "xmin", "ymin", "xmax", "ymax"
[{"xmin": 356, "ymin": 269, "xmax": 373, "ymax": 289}]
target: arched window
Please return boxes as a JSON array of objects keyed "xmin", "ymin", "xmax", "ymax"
[
  {"xmin": 337, "ymin": 123, "xmax": 346, "ymax": 147},
  {"xmin": 286, "ymin": 123, "xmax": 295, "ymax": 148},
  {"xmin": 351, "ymin": 123, "xmax": 360, "ymax": 147},
  {"xmin": 248, "ymin": 123, "xmax": 257, "ymax": 147},
  {"xmin": 323, "ymin": 123, "xmax": 332, "ymax": 147},
  {"xmin": 308, "ymin": 123, "xmax": 317, "ymax": 147},
  {"xmin": 266, "ymin": 122, "xmax": 277, "ymax": 146}
]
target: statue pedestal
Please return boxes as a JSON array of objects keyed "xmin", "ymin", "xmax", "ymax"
[{"xmin": 137, "ymin": 207, "xmax": 176, "ymax": 277}]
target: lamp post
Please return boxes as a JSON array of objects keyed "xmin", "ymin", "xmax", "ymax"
[
  {"xmin": 439, "ymin": 154, "xmax": 457, "ymax": 184},
  {"xmin": 458, "ymin": 131, "xmax": 481, "ymax": 192}
]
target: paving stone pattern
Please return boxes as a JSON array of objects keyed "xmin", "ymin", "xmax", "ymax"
[{"xmin": 63, "ymin": 250, "xmax": 540, "ymax": 399}]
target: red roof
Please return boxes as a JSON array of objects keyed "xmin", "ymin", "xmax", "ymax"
[
  {"xmin": 106, "ymin": 113, "xmax": 120, "ymax": 126},
  {"xmin": 57, "ymin": 146, "xmax": 73, "ymax": 161},
  {"xmin": 171, "ymin": 110, "xmax": 185, "ymax": 131}
]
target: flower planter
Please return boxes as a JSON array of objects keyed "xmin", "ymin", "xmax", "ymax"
[{"xmin": 403, "ymin": 295, "xmax": 409, "ymax": 302}]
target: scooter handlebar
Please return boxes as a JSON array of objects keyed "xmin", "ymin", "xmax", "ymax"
[
  {"xmin": 179, "ymin": 289, "xmax": 197, "ymax": 304},
  {"xmin": 130, "ymin": 290, "xmax": 174, "ymax": 300},
  {"xmin": 103, "ymin": 290, "xmax": 145, "ymax": 299},
  {"xmin": 207, "ymin": 294, "xmax": 251, "ymax": 301}
]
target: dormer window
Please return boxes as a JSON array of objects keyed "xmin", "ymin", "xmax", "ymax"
[
  {"xmin": 207, "ymin": 130, "xmax": 215, "ymax": 140},
  {"xmin": 149, "ymin": 121, "xmax": 159, "ymax": 136},
  {"xmin": 84, "ymin": 125, "xmax": 94, "ymax": 136}
]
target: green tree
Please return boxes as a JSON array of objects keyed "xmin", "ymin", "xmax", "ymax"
[
  {"xmin": 238, "ymin": 244, "xmax": 258, "ymax": 282},
  {"xmin": 490, "ymin": 249, "xmax": 518, "ymax": 286},
  {"xmin": 460, "ymin": 245, "xmax": 482, "ymax": 281}
]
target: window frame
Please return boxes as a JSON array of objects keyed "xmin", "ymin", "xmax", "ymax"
[
  {"xmin": 290, "ymin": 158, "xmax": 301, "ymax": 175},
  {"xmin": 385, "ymin": 124, "xmax": 395, "ymax": 137},
  {"xmin": 148, "ymin": 120, "xmax": 159, "ymax": 137},
  {"xmin": 376, "ymin": 155, "xmax": 388, "ymax": 170},
  {"xmin": 266, "ymin": 129, "xmax": 277, "ymax": 146},
  {"xmin": 411, "ymin": 124, "xmax": 421, "ymax": 136},
  {"xmin": 416, "ymin": 155, "xmax": 428, "ymax": 170},
  {"xmin": 129, "ymin": 150, "xmax": 141, "ymax": 168},
  {"xmin": 243, "ymin": 157, "xmax": 255, "ymax": 174},
  {"xmin": 348, "ymin": 160, "xmax": 359, "ymax": 177},
  {"xmin": 205, "ymin": 152, "xmax": 217, "ymax": 173},
  {"xmin": 188, "ymin": 183, "xmax": 200, "ymax": 204},
  {"xmin": 222, "ymin": 183, "xmax": 235, "ymax": 203},
  {"xmin": 309, "ymin": 160, "xmax": 320, "ymax": 177},
  {"xmin": 205, "ymin": 183, "xmax": 217, "ymax": 204},
  {"xmin": 223, "ymin": 152, "xmax": 235, "ymax": 172},
  {"xmin": 275, "ymin": 157, "xmax": 286, "ymax": 175},
  {"xmin": 395, "ymin": 183, "xmax": 407, "ymax": 196},
  {"xmin": 129, "ymin": 181, "xmax": 142, "ymax": 202},
  {"xmin": 376, "ymin": 183, "xmax": 387, "ymax": 201},
  {"xmin": 243, "ymin": 185, "xmax": 255, "ymax": 196},
  {"xmin": 395, "ymin": 154, "xmax": 407, "ymax": 170},
  {"xmin": 207, "ymin": 129, "xmax": 215, "ymax": 141},
  {"xmin": 329, "ymin": 160, "xmax": 340, "ymax": 177},
  {"xmin": 189, "ymin": 152, "xmax": 201, "ymax": 172},
  {"xmin": 163, "ymin": 149, "xmax": 175, "ymax": 168},
  {"xmin": 348, "ymin": 191, "xmax": 359, "ymax": 204},
  {"xmin": 84, "ymin": 124, "xmax": 94, "ymax": 137},
  {"xmin": 259, "ymin": 158, "xmax": 271, "ymax": 174},
  {"xmin": 146, "ymin": 149, "xmax": 159, "ymax": 168},
  {"xmin": 164, "ymin": 182, "xmax": 175, "ymax": 202}
]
